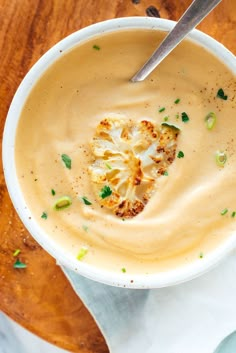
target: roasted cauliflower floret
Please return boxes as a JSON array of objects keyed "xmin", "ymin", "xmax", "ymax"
[{"xmin": 89, "ymin": 118, "xmax": 180, "ymax": 218}]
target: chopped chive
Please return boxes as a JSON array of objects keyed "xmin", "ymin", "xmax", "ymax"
[
  {"xmin": 217, "ymin": 88, "xmax": 228, "ymax": 100},
  {"xmin": 205, "ymin": 112, "xmax": 217, "ymax": 130},
  {"xmin": 215, "ymin": 151, "xmax": 227, "ymax": 167},
  {"xmin": 176, "ymin": 114, "xmax": 179, "ymax": 119},
  {"xmin": 53, "ymin": 196, "xmax": 72, "ymax": 210},
  {"xmin": 105, "ymin": 162, "xmax": 112, "ymax": 169},
  {"xmin": 199, "ymin": 252, "xmax": 204, "ymax": 259},
  {"xmin": 99, "ymin": 185, "xmax": 112, "ymax": 199},
  {"xmin": 231, "ymin": 211, "xmax": 236, "ymax": 218},
  {"xmin": 159, "ymin": 107, "xmax": 165, "ymax": 113},
  {"xmin": 163, "ymin": 171, "xmax": 168, "ymax": 176},
  {"xmin": 174, "ymin": 98, "xmax": 180, "ymax": 104},
  {"xmin": 181, "ymin": 112, "xmax": 189, "ymax": 123},
  {"xmin": 13, "ymin": 259, "xmax": 27, "ymax": 269},
  {"xmin": 76, "ymin": 246, "xmax": 88, "ymax": 261},
  {"xmin": 13, "ymin": 249, "xmax": 21, "ymax": 257},
  {"xmin": 221, "ymin": 208, "xmax": 228, "ymax": 216},
  {"xmin": 163, "ymin": 116, "xmax": 169, "ymax": 122},
  {"xmin": 93, "ymin": 44, "xmax": 100, "ymax": 50},
  {"xmin": 121, "ymin": 267, "xmax": 126, "ymax": 273},
  {"xmin": 41, "ymin": 212, "xmax": 47, "ymax": 219},
  {"xmin": 61, "ymin": 154, "xmax": 71, "ymax": 169},
  {"xmin": 81, "ymin": 196, "xmax": 92, "ymax": 205},
  {"xmin": 82, "ymin": 225, "xmax": 89, "ymax": 232},
  {"xmin": 51, "ymin": 189, "xmax": 56, "ymax": 196},
  {"xmin": 177, "ymin": 151, "xmax": 184, "ymax": 158}
]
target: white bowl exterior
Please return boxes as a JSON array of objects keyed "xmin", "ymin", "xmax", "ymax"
[{"xmin": 2, "ymin": 17, "xmax": 236, "ymax": 288}]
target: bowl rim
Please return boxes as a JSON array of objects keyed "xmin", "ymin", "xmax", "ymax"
[{"xmin": 2, "ymin": 16, "xmax": 236, "ymax": 289}]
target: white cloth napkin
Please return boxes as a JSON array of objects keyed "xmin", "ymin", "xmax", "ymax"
[{"xmin": 61, "ymin": 248, "xmax": 236, "ymax": 353}]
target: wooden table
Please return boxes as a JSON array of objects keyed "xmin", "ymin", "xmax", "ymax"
[{"xmin": 0, "ymin": 1, "xmax": 235, "ymax": 352}]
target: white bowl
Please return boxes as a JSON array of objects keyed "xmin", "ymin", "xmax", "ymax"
[{"xmin": 3, "ymin": 17, "xmax": 236, "ymax": 288}]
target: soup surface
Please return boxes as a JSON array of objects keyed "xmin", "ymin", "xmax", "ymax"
[{"xmin": 15, "ymin": 29, "xmax": 236, "ymax": 274}]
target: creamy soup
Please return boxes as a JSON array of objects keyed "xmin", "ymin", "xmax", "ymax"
[{"xmin": 15, "ymin": 29, "xmax": 236, "ymax": 274}]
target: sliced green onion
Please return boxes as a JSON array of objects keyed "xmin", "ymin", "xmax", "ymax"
[
  {"xmin": 174, "ymin": 98, "xmax": 180, "ymax": 104},
  {"xmin": 81, "ymin": 196, "xmax": 92, "ymax": 205},
  {"xmin": 163, "ymin": 116, "xmax": 169, "ymax": 122},
  {"xmin": 41, "ymin": 212, "xmax": 48, "ymax": 219},
  {"xmin": 121, "ymin": 267, "xmax": 126, "ymax": 273},
  {"xmin": 199, "ymin": 252, "xmax": 204, "ymax": 259},
  {"xmin": 13, "ymin": 259, "xmax": 27, "ymax": 269},
  {"xmin": 177, "ymin": 151, "xmax": 184, "ymax": 158},
  {"xmin": 93, "ymin": 44, "xmax": 100, "ymax": 50},
  {"xmin": 181, "ymin": 112, "xmax": 189, "ymax": 123},
  {"xmin": 13, "ymin": 249, "xmax": 21, "ymax": 257},
  {"xmin": 215, "ymin": 151, "xmax": 227, "ymax": 167},
  {"xmin": 105, "ymin": 162, "xmax": 112, "ymax": 170},
  {"xmin": 205, "ymin": 112, "xmax": 217, "ymax": 130},
  {"xmin": 61, "ymin": 154, "xmax": 71, "ymax": 169},
  {"xmin": 82, "ymin": 225, "xmax": 89, "ymax": 232},
  {"xmin": 159, "ymin": 107, "xmax": 165, "ymax": 113},
  {"xmin": 221, "ymin": 208, "xmax": 228, "ymax": 216},
  {"xmin": 53, "ymin": 196, "xmax": 72, "ymax": 210},
  {"xmin": 76, "ymin": 246, "xmax": 88, "ymax": 261},
  {"xmin": 217, "ymin": 88, "xmax": 228, "ymax": 100},
  {"xmin": 231, "ymin": 211, "xmax": 236, "ymax": 218},
  {"xmin": 163, "ymin": 171, "xmax": 168, "ymax": 176},
  {"xmin": 51, "ymin": 189, "xmax": 56, "ymax": 196}
]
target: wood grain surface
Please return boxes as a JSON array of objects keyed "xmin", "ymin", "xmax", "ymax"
[{"xmin": 0, "ymin": 0, "xmax": 235, "ymax": 352}]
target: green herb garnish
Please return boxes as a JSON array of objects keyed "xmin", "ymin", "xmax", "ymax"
[
  {"xmin": 199, "ymin": 252, "xmax": 204, "ymax": 259},
  {"xmin": 215, "ymin": 151, "xmax": 227, "ymax": 167},
  {"xmin": 205, "ymin": 112, "xmax": 217, "ymax": 130},
  {"xmin": 82, "ymin": 225, "xmax": 89, "ymax": 232},
  {"xmin": 181, "ymin": 112, "xmax": 189, "ymax": 123},
  {"xmin": 81, "ymin": 196, "xmax": 92, "ymax": 205},
  {"xmin": 121, "ymin": 268, "xmax": 126, "ymax": 273},
  {"xmin": 231, "ymin": 211, "xmax": 236, "ymax": 218},
  {"xmin": 163, "ymin": 116, "xmax": 169, "ymax": 122},
  {"xmin": 174, "ymin": 98, "xmax": 180, "ymax": 104},
  {"xmin": 105, "ymin": 162, "xmax": 112, "ymax": 169},
  {"xmin": 217, "ymin": 88, "xmax": 228, "ymax": 100},
  {"xmin": 93, "ymin": 44, "xmax": 100, "ymax": 50},
  {"xmin": 159, "ymin": 107, "xmax": 165, "ymax": 113},
  {"xmin": 41, "ymin": 212, "xmax": 48, "ymax": 219},
  {"xmin": 61, "ymin": 154, "xmax": 71, "ymax": 169},
  {"xmin": 53, "ymin": 196, "xmax": 72, "ymax": 210},
  {"xmin": 13, "ymin": 249, "xmax": 21, "ymax": 257},
  {"xmin": 177, "ymin": 151, "xmax": 184, "ymax": 158},
  {"xmin": 99, "ymin": 185, "xmax": 112, "ymax": 199},
  {"xmin": 77, "ymin": 246, "xmax": 88, "ymax": 261},
  {"xmin": 13, "ymin": 259, "xmax": 27, "ymax": 269},
  {"xmin": 51, "ymin": 189, "xmax": 56, "ymax": 196},
  {"xmin": 163, "ymin": 171, "xmax": 168, "ymax": 176},
  {"xmin": 221, "ymin": 208, "xmax": 228, "ymax": 216}
]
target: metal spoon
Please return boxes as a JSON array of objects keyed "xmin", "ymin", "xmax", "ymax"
[{"xmin": 131, "ymin": 0, "xmax": 222, "ymax": 82}]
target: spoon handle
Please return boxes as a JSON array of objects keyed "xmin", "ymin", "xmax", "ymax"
[{"xmin": 131, "ymin": 0, "xmax": 222, "ymax": 82}]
